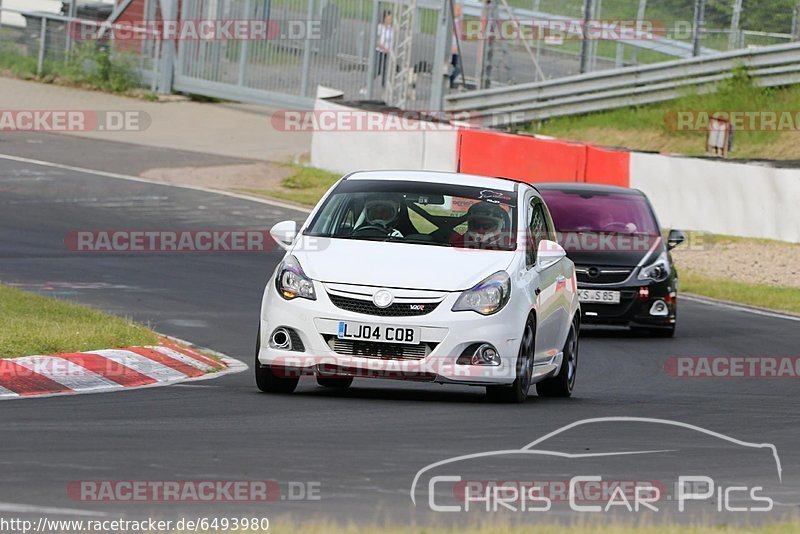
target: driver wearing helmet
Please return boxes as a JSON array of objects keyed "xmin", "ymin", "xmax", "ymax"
[
  {"xmin": 355, "ymin": 194, "xmax": 404, "ymax": 237},
  {"xmin": 452, "ymin": 201, "xmax": 508, "ymax": 248}
]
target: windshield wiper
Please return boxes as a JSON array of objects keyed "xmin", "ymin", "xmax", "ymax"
[{"xmin": 384, "ymin": 235, "xmax": 453, "ymax": 247}]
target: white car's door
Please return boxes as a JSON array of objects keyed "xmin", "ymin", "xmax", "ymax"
[{"xmin": 526, "ymin": 196, "xmax": 562, "ymax": 364}]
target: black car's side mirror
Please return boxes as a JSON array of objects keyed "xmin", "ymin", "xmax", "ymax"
[{"xmin": 667, "ymin": 229, "xmax": 686, "ymax": 250}]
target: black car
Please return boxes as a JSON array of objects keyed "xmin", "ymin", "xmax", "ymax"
[{"xmin": 536, "ymin": 183, "xmax": 685, "ymax": 337}]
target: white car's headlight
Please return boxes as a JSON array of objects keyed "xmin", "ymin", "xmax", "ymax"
[
  {"xmin": 276, "ymin": 255, "xmax": 316, "ymax": 300},
  {"xmin": 452, "ymin": 271, "xmax": 511, "ymax": 315},
  {"xmin": 637, "ymin": 251, "xmax": 670, "ymax": 283}
]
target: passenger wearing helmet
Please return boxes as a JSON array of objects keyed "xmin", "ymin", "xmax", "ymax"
[
  {"xmin": 354, "ymin": 194, "xmax": 404, "ymax": 237},
  {"xmin": 452, "ymin": 201, "xmax": 508, "ymax": 248}
]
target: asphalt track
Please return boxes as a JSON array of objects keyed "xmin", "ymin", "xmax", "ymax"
[{"xmin": 0, "ymin": 143, "xmax": 798, "ymax": 527}]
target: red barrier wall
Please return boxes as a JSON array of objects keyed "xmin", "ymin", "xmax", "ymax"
[
  {"xmin": 457, "ymin": 129, "xmax": 630, "ymax": 187},
  {"xmin": 585, "ymin": 145, "xmax": 630, "ymax": 187}
]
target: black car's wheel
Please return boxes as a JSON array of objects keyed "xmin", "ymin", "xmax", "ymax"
[
  {"xmin": 486, "ymin": 317, "xmax": 536, "ymax": 404},
  {"xmin": 536, "ymin": 315, "xmax": 579, "ymax": 398},
  {"xmin": 316, "ymin": 376, "xmax": 354, "ymax": 388},
  {"xmin": 255, "ymin": 330, "xmax": 299, "ymax": 394}
]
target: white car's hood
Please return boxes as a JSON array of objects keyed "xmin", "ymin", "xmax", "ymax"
[{"xmin": 292, "ymin": 236, "xmax": 516, "ymax": 291}]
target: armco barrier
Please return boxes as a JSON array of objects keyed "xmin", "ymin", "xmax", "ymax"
[{"xmin": 456, "ymin": 129, "xmax": 630, "ymax": 186}]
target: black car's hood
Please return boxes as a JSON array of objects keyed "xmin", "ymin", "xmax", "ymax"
[{"xmin": 556, "ymin": 233, "xmax": 662, "ymax": 267}]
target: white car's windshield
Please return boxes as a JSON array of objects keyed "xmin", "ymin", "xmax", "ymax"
[{"xmin": 305, "ymin": 179, "xmax": 518, "ymax": 250}]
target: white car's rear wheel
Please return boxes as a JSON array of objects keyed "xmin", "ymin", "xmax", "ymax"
[{"xmin": 486, "ymin": 317, "xmax": 535, "ymax": 404}]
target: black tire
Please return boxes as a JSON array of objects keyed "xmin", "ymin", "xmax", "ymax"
[
  {"xmin": 316, "ymin": 376, "xmax": 353, "ymax": 388},
  {"xmin": 536, "ymin": 315, "xmax": 579, "ymax": 398},
  {"xmin": 486, "ymin": 317, "xmax": 536, "ymax": 404},
  {"xmin": 255, "ymin": 330, "xmax": 299, "ymax": 394}
]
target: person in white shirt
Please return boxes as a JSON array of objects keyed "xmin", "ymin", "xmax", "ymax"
[
  {"xmin": 375, "ymin": 11, "xmax": 393, "ymax": 87},
  {"xmin": 450, "ymin": 3, "xmax": 463, "ymax": 89}
]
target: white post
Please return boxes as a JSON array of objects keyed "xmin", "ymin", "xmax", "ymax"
[
  {"xmin": 37, "ymin": 17, "xmax": 47, "ymax": 76},
  {"xmin": 728, "ymin": 0, "xmax": 743, "ymax": 50}
]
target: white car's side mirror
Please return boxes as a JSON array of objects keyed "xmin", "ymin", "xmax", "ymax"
[
  {"xmin": 537, "ymin": 239, "xmax": 566, "ymax": 269},
  {"xmin": 270, "ymin": 220, "xmax": 298, "ymax": 250}
]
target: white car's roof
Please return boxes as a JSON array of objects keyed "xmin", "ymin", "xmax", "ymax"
[{"xmin": 346, "ymin": 170, "xmax": 519, "ymax": 192}]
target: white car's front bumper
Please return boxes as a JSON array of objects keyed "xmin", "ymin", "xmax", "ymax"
[{"xmin": 258, "ymin": 279, "xmax": 536, "ymax": 386}]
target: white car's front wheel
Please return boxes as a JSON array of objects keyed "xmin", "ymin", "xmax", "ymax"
[
  {"xmin": 486, "ymin": 317, "xmax": 536, "ymax": 404},
  {"xmin": 255, "ymin": 330, "xmax": 299, "ymax": 394},
  {"xmin": 536, "ymin": 315, "xmax": 579, "ymax": 398}
]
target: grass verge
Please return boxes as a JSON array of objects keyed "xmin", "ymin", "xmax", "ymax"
[
  {"xmin": 234, "ymin": 521, "xmax": 800, "ymax": 534},
  {"xmin": 529, "ymin": 67, "xmax": 800, "ymax": 160},
  {"xmin": 235, "ymin": 164, "xmax": 340, "ymax": 206},
  {"xmin": 0, "ymin": 42, "xmax": 151, "ymax": 96},
  {"xmin": 0, "ymin": 284, "xmax": 158, "ymax": 358},
  {"xmin": 680, "ymin": 271, "xmax": 800, "ymax": 315}
]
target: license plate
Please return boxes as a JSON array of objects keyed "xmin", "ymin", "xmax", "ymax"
[
  {"xmin": 578, "ymin": 289, "xmax": 621, "ymax": 304},
  {"xmin": 337, "ymin": 321, "xmax": 420, "ymax": 345}
]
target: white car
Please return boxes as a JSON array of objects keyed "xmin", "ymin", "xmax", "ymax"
[{"xmin": 256, "ymin": 171, "xmax": 580, "ymax": 402}]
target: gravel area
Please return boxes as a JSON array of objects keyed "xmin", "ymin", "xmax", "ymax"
[
  {"xmin": 673, "ymin": 237, "xmax": 800, "ymax": 289},
  {"xmin": 140, "ymin": 162, "xmax": 290, "ymax": 192}
]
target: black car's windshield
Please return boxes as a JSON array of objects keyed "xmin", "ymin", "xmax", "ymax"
[
  {"xmin": 305, "ymin": 179, "xmax": 518, "ymax": 250},
  {"xmin": 539, "ymin": 189, "xmax": 660, "ymax": 236}
]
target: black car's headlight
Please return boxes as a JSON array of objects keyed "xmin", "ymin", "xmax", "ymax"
[
  {"xmin": 637, "ymin": 251, "xmax": 670, "ymax": 283},
  {"xmin": 276, "ymin": 255, "xmax": 316, "ymax": 300},
  {"xmin": 452, "ymin": 271, "xmax": 511, "ymax": 315}
]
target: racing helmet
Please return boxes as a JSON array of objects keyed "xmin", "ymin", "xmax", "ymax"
[
  {"xmin": 464, "ymin": 201, "xmax": 506, "ymax": 244},
  {"xmin": 363, "ymin": 195, "xmax": 402, "ymax": 227}
]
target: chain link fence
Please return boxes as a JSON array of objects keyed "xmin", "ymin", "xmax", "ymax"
[
  {"xmin": 456, "ymin": 0, "xmax": 798, "ymax": 90},
  {"xmin": 0, "ymin": 1, "xmax": 161, "ymax": 92},
  {"xmin": 0, "ymin": 0, "xmax": 797, "ymax": 109}
]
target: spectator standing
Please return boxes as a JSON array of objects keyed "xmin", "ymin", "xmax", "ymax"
[{"xmin": 376, "ymin": 11, "xmax": 393, "ymax": 87}]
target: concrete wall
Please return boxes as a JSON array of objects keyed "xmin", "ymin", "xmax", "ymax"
[
  {"xmin": 630, "ymin": 152, "xmax": 800, "ymax": 243},
  {"xmin": 309, "ymin": 99, "xmax": 458, "ymax": 175}
]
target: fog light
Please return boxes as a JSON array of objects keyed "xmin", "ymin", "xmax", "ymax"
[
  {"xmin": 471, "ymin": 344, "xmax": 501, "ymax": 366},
  {"xmin": 649, "ymin": 300, "xmax": 669, "ymax": 316},
  {"xmin": 457, "ymin": 343, "xmax": 501, "ymax": 366},
  {"xmin": 269, "ymin": 328, "xmax": 292, "ymax": 349}
]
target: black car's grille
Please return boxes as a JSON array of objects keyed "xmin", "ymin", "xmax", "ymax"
[
  {"xmin": 576, "ymin": 266, "xmax": 633, "ymax": 285},
  {"xmin": 328, "ymin": 294, "xmax": 439, "ymax": 317},
  {"xmin": 324, "ymin": 335, "xmax": 435, "ymax": 360}
]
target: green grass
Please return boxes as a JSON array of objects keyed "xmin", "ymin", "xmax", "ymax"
[
  {"xmin": 529, "ymin": 67, "xmax": 800, "ymax": 160},
  {"xmin": 0, "ymin": 42, "xmax": 143, "ymax": 94},
  {"xmin": 237, "ymin": 165, "xmax": 341, "ymax": 206},
  {"xmin": 681, "ymin": 271, "xmax": 800, "ymax": 315},
  {"xmin": 0, "ymin": 284, "xmax": 158, "ymax": 358}
]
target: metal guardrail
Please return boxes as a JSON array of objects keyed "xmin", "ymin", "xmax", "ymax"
[{"xmin": 445, "ymin": 41, "xmax": 800, "ymax": 126}]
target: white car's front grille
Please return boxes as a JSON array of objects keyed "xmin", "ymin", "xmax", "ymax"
[
  {"xmin": 323, "ymin": 335, "xmax": 435, "ymax": 360},
  {"xmin": 328, "ymin": 293, "xmax": 439, "ymax": 317}
]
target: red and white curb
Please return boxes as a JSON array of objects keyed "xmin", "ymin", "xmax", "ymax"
[{"xmin": 0, "ymin": 340, "xmax": 246, "ymax": 400}]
